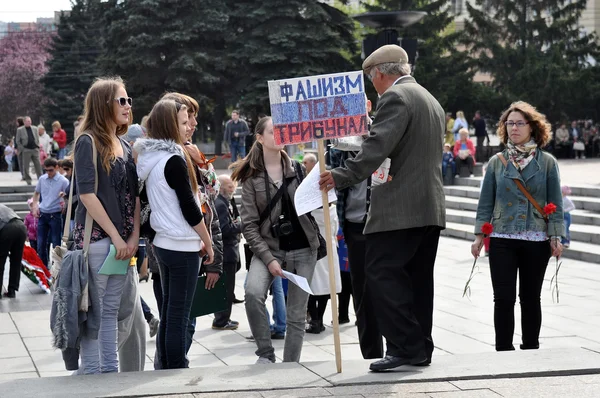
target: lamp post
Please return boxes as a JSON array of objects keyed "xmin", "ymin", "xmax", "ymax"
[{"xmin": 353, "ymin": 11, "xmax": 427, "ymax": 64}]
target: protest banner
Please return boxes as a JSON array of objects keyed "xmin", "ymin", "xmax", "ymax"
[
  {"xmin": 268, "ymin": 71, "xmax": 368, "ymax": 146},
  {"xmin": 268, "ymin": 71, "xmax": 368, "ymax": 373}
]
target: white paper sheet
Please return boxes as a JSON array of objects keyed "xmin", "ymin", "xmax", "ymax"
[
  {"xmin": 371, "ymin": 158, "xmax": 391, "ymax": 186},
  {"xmin": 282, "ymin": 270, "xmax": 314, "ymax": 295},
  {"xmin": 294, "ymin": 162, "xmax": 337, "ymax": 216}
]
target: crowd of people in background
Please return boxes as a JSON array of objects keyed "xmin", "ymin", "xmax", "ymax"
[
  {"xmin": 0, "ymin": 117, "xmax": 70, "ymax": 181},
  {"xmin": 0, "ymin": 43, "xmax": 584, "ymax": 376}
]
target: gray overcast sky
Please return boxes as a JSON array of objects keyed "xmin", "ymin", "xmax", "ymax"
[{"xmin": 0, "ymin": 0, "xmax": 73, "ymax": 23}]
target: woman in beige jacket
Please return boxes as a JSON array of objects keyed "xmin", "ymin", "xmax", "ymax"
[{"xmin": 231, "ymin": 116, "xmax": 318, "ymax": 364}]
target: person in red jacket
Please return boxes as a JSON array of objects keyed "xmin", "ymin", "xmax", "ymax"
[
  {"xmin": 51, "ymin": 121, "xmax": 67, "ymax": 159},
  {"xmin": 453, "ymin": 128, "xmax": 476, "ymax": 177}
]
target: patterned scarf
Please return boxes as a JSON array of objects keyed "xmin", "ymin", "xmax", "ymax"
[{"xmin": 506, "ymin": 139, "xmax": 537, "ymax": 171}]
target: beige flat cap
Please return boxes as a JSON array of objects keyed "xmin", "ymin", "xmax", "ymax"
[{"xmin": 362, "ymin": 44, "xmax": 409, "ymax": 73}]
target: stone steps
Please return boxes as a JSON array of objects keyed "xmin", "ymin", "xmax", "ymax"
[
  {"xmin": 2, "ymin": 201, "xmax": 30, "ymax": 212},
  {"xmin": 0, "ymin": 185, "xmax": 35, "ymax": 194},
  {"xmin": 441, "ymin": 222, "xmax": 600, "ymax": 263},
  {"xmin": 443, "ymin": 178, "xmax": 600, "ymax": 263},
  {"xmin": 0, "ymin": 193, "xmax": 33, "ymax": 203},
  {"xmin": 445, "ymin": 208, "xmax": 600, "ymax": 245}
]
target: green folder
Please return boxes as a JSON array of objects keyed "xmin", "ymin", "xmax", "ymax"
[
  {"xmin": 98, "ymin": 245, "xmax": 130, "ymax": 275},
  {"xmin": 189, "ymin": 273, "xmax": 228, "ymax": 318}
]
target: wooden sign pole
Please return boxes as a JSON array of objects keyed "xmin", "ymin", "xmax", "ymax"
[{"xmin": 317, "ymin": 139, "xmax": 342, "ymax": 373}]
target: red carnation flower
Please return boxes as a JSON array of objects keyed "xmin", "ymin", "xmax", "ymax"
[
  {"xmin": 544, "ymin": 203, "xmax": 557, "ymax": 215},
  {"xmin": 481, "ymin": 222, "xmax": 494, "ymax": 236}
]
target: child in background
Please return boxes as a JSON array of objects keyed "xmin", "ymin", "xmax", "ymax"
[
  {"xmin": 442, "ymin": 143, "xmax": 456, "ymax": 179},
  {"xmin": 39, "ymin": 147, "xmax": 48, "ymax": 165},
  {"xmin": 57, "ymin": 159, "xmax": 66, "ymax": 176},
  {"xmin": 562, "ymin": 185, "xmax": 575, "ymax": 248},
  {"xmin": 24, "ymin": 199, "xmax": 38, "ymax": 254}
]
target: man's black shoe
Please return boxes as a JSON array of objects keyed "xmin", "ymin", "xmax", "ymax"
[
  {"xmin": 3, "ymin": 290, "xmax": 16, "ymax": 299},
  {"xmin": 413, "ymin": 357, "xmax": 431, "ymax": 367},
  {"xmin": 233, "ymin": 297, "xmax": 244, "ymax": 304},
  {"xmin": 271, "ymin": 331, "xmax": 285, "ymax": 340},
  {"xmin": 519, "ymin": 344, "xmax": 539, "ymax": 350},
  {"xmin": 369, "ymin": 354, "xmax": 428, "ymax": 372}
]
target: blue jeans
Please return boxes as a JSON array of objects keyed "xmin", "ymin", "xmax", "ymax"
[
  {"xmin": 58, "ymin": 147, "xmax": 66, "ymax": 160},
  {"xmin": 80, "ymin": 238, "xmax": 127, "ymax": 374},
  {"xmin": 230, "ymin": 140, "xmax": 246, "ymax": 162},
  {"xmin": 562, "ymin": 212, "xmax": 571, "ymax": 245},
  {"xmin": 269, "ymin": 276, "xmax": 286, "ymax": 335},
  {"xmin": 141, "ymin": 297, "xmax": 153, "ymax": 323},
  {"xmin": 154, "ymin": 247, "xmax": 200, "ymax": 369},
  {"xmin": 37, "ymin": 211, "xmax": 62, "ymax": 267},
  {"xmin": 7, "ymin": 158, "xmax": 13, "ymax": 172},
  {"xmin": 442, "ymin": 161, "xmax": 456, "ymax": 178}
]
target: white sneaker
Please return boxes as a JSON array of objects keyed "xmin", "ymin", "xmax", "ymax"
[
  {"xmin": 148, "ymin": 317, "xmax": 159, "ymax": 338},
  {"xmin": 470, "ymin": 174, "xmax": 474, "ymax": 177},
  {"xmin": 256, "ymin": 357, "xmax": 275, "ymax": 365}
]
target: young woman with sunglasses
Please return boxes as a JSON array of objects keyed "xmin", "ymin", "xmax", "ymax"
[
  {"xmin": 231, "ymin": 116, "xmax": 319, "ymax": 364},
  {"xmin": 74, "ymin": 77, "xmax": 140, "ymax": 374},
  {"xmin": 134, "ymin": 99, "xmax": 214, "ymax": 369}
]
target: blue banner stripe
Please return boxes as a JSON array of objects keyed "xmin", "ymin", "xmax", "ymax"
[{"xmin": 271, "ymin": 93, "xmax": 366, "ymax": 124}]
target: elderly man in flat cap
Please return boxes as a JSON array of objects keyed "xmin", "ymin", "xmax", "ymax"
[{"xmin": 319, "ymin": 45, "xmax": 446, "ymax": 372}]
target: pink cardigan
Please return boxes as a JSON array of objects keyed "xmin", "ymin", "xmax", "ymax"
[{"xmin": 453, "ymin": 139, "xmax": 476, "ymax": 163}]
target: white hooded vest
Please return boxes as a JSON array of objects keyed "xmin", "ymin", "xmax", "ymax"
[{"xmin": 134, "ymin": 138, "xmax": 203, "ymax": 252}]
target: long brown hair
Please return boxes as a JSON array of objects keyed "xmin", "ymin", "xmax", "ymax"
[
  {"xmin": 230, "ymin": 116, "xmax": 271, "ymax": 183},
  {"xmin": 161, "ymin": 92, "xmax": 199, "ymax": 116},
  {"xmin": 146, "ymin": 99, "xmax": 198, "ymax": 193},
  {"xmin": 497, "ymin": 101, "xmax": 551, "ymax": 147},
  {"xmin": 80, "ymin": 77, "xmax": 132, "ymax": 173}
]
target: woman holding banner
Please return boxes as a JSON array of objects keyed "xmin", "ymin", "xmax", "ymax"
[{"xmin": 231, "ymin": 116, "xmax": 319, "ymax": 364}]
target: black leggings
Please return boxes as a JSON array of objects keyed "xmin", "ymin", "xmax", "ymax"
[
  {"xmin": 307, "ymin": 295, "xmax": 329, "ymax": 323},
  {"xmin": 455, "ymin": 156, "xmax": 474, "ymax": 174},
  {"xmin": 338, "ymin": 271, "xmax": 353, "ymax": 321},
  {"xmin": 489, "ymin": 238, "xmax": 551, "ymax": 350}
]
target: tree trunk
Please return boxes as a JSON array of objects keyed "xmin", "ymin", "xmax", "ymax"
[{"xmin": 213, "ymin": 99, "xmax": 226, "ymax": 155}]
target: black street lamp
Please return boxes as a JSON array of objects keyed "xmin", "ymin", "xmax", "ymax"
[
  {"xmin": 353, "ymin": 11, "xmax": 427, "ymax": 64},
  {"xmin": 353, "ymin": 11, "xmax": 427, "ymax": 29}
]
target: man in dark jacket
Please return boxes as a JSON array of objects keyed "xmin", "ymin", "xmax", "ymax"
[
  {"xmin": 320, "ymin": 45, "xmax": 446, "ymax": 371},
  {"xmin": 212, "ymin": 175, "xmax": 242, "ymax": 330},
  {"xmin": 0, "ymin": 204, "xmax": 27, "ymax": 298}
]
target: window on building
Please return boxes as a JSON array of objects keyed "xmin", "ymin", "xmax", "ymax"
[{"xmin": 452, "ymin": 0, "xmax": 464, "ymax": 15}]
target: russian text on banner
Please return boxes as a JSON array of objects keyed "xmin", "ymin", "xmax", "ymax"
[{"xmin": 268, "ymin": 71, "xmax": 368, "ymax": 146}]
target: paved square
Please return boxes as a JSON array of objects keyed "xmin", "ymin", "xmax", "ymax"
[{"xmin": 2, "ymin": 235, "xmax": 600, "ymax": 379}]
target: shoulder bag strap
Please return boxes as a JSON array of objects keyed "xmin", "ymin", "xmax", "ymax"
[
  {"xmin": 258, "ymin": 160, "xmax": 288, "ymax": 226},
  {"xmin": 497, "ymin": 153, "xmax": 547, "ymax": 222},
  {"xmin": 62, "ymin": 133, "xmax": 97, "ymax": 254},
  {"xmin": 62, "ymin": 163, "xmax": 77, "ymax": 244}
]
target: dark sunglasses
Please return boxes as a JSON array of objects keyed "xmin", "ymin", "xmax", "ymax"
[
  {"xmin": 112, "ymin": 97, "xmax": 133, "ymax": 107},
  {"xmin": 45, "ymin": 168, "xmax": 55, "ymax": 172}
]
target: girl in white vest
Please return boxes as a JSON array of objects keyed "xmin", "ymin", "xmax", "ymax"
[{"xmin": 135, "ymin": 99, "xmax": 214, "ymax": 369}]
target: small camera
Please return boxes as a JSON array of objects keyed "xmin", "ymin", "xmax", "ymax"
[{"xmin": 271, "ymin": 215, "xmax": 294, "ymax": 237}]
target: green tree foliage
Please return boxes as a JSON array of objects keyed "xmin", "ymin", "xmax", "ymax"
[
  {"xmin": 463, "ymin": 0, "xmax": 599, "ymax": 122},
  {"xmin": 42, "ymin": 0, "xmax": 104, "ymax": 141},
  {"xmin": 100, "ymin": 0, "xmax": 232, "ymax": 150},
  {"xmin": 366, "ymin": 0, "xmax": 497, "ymax": 118},
  {"xmin": 227, "ymin": 0, "xmax": 357, "ymax": 116}
]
